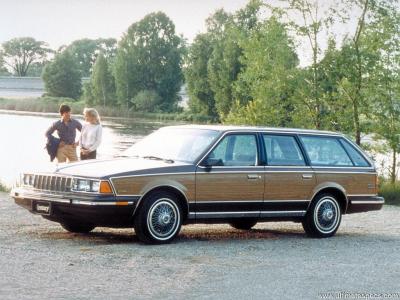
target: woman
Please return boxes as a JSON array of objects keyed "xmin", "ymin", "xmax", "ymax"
[{"xmin": 79, "ymin": 108, "xmax": 102, "ymax": 160}]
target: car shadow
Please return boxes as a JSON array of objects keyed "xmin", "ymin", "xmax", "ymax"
[{"xmin": 33, "ymin": 225, "xmax": 308, "ymax": 245}]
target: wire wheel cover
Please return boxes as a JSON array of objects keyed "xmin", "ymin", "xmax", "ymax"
[
  {"xmin": 147, "ymin": 199, "xmax": 179, "ymax": 239},
  {"xmin": 314, "ymin": 197, "xmax": 340, "ymax": 233}
]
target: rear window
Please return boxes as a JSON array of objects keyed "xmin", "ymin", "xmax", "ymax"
[
  {"xmin": 340, "ymin": 139, "xmax": 370, "ymax": 167},
  {"xmin": 300, "ymin": 136, "xmax": 353, "ymax": 167}
]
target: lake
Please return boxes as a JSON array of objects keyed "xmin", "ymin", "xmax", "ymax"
[
  {"xmin": 0, "ymin": 111, "xmax": 393, "ymax": 187},
  {"xmin": 0, "ymin": 111, "xmax": 170, "ymax": 186}
]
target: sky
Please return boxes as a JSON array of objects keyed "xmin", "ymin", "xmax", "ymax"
[{"xmin": 0, "ymin": 0, "xmax": 249, "ymax": 49}]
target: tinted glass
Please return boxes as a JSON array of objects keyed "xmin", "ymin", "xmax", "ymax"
[
  {"xmin": 300, "ymin": 136, "xmax": 353, "ymax": 166},
  {"xmin": 263, "ymin": 135, "xmax": 305, "ymax": 166},
  {"xmin": 340, "ymin": 139, "xmax": 370, "ymax": 167},
  {"xmin": 123, "ymin": 128, "xmax": 219, "ymax": 163},
  {"xmin": 207, "ymin": 134, "xmax": 257, "ymax": 166}
]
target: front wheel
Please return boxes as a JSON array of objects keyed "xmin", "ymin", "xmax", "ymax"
[
  {"xmin": 134, "ymin": 191, "xmax": 182, "ymax": 244},
  {"xmin": 302, "ymin": 193, "xmax": 342, "ymax": 238},
  {"xmin": 61, "ymin": 221, "xmax": 96, "ymax": 233}
]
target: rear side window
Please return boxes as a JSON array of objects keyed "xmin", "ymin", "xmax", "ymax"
[
  {"xmin": 263, "ymin": 135, "xmax": 305, "ymax": 166},
  {"xmin": 340, "ymin": 139, "xmax": 370, "ymax": 167},
  {"xmin": 300, "ymin": 136, "xmax": 353, "ymax": 167}
]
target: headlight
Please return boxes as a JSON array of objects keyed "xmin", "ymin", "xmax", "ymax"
[
  {"xmin": 72, "ymin": 178, "xmax": 99, "ymax": 192},
  {"xmin": 71, "ymin": 178, "xmax": 109, "ymax": 193}
]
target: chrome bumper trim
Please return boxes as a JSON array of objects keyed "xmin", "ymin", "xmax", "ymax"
[{"xmin": 350, "ymin": 200, "xmax": 385, "ymax": 205}]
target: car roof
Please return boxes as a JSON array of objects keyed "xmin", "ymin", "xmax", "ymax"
[{"xmin": 162, "ymin": 124, "xmax": 342, "ymax": 136}]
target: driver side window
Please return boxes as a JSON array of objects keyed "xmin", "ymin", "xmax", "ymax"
[{"xmin": 206, "ymin": 134, "xmax": 257, "ymax": 166}]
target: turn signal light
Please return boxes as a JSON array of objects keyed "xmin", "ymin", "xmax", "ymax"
[{"xmin": 99, "ymin": 181, "xmax": 113, "ymax": 194}]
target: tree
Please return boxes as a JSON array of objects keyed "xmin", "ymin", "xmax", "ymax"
[
  {"xmin": 369, "ymin": 1, "xmax": 400, "ymax": 183},
  {"xmin": 280, "ymin": 0, "xmax": 346, "ymax": 129},
  {"xmin": 207, "ymin": 2, "xmax": 263, "ymax": 119},
  {"xmin": 90, "ymin": 53, "xmax": 116, "ymax": 106},
  {"xmin": 42, "ymin": 51, "xmax": 82, "ymax": 99},
  {"xmin": 0, "ymin": 37, "xmax": 51, "ymax": 77},
  {"xmin": 225, "ymin": 17, "xmax": 299, "ymax": 126},
  {"xmin": 65, "ymin": 38, "xmax": 117, "ymax": 77},
  {"xmin": 185, "ymin": 33, "xmax": 218, "ymax": 119},
  {"xmin": 114, "ymin": 12, "xmax": 185, "ymax": 111},
  {"xmin": 0, "ymin": 53, "xmax": 10, "ymax": 76}
]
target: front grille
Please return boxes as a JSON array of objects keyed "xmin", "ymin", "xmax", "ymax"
[{"xmin": 33, "ymin": 175, "xmax": 72, "ymax": 192}]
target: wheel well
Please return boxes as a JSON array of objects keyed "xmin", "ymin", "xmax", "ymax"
[
  {"xmin": 311, "ymin": 188, "xmax": 348, "ymax": 213},
  {"xmin": 135, "ymin": 186, "xmax": 189, "ymax": 221}
]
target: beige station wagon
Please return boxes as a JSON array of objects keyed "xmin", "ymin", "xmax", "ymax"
[{"xmin": 12, "ymin": 125, "xmax": 384, "ymax": 244}]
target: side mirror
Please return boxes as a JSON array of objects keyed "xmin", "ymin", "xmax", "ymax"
[{"xmin": 202, "ymin": 157, "xmax": 223, "ymax": 167}]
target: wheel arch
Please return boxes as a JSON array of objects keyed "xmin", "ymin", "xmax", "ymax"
[
  {"xmin": 133, "ymin": 185, "xmax": 190, "ymax": 222},
  {"xmin": 308, "ymin": 185, "xmax": 349, "ymax": 214}
]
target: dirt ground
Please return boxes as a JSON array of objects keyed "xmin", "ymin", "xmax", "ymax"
[{"xmin": 1, "ymin": 192, "xmax": 399, "ymax": 300}]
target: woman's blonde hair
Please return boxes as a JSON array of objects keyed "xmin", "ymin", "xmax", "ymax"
[{"xmin": 83, "ymin": 108, "xmax": 101, "ymax": 124}]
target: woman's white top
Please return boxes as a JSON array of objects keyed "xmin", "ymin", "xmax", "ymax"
[{"xmin": 79, "ymin": 122, "xmax": 102, "ymax": 152}]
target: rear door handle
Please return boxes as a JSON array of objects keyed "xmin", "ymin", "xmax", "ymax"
[
  {"xmin": 247, "ymin": 174, "xmax": 261, "ymax": 180},
  {"xmin": 302, "ymin": 174, "xmax": 313, "ymax": 179}
]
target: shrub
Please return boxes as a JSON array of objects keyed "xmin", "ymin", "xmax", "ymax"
[
  {"xmin": 378, "ymin": 181, "xmax": 400, "ymax": 205},
  {"xmin": 0, "ymin": 180, "xmax": 10, "ymax": 192},
  {"xmin": 132, "ymin": 90, "xmax": 162, "ymax": 112}
]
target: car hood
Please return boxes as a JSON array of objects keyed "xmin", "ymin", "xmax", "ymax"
[{"xmin": 34, "ymin": 158, "xmax": 193, "ymax": 178}]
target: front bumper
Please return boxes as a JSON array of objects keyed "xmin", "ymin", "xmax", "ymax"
[
  {"xmin": 11, "ymin": 187, "xmax": 140, "ymax": 227},
  {"xmin": 346, "ymin": 195, "xmax": 385, "ymax": 214}
]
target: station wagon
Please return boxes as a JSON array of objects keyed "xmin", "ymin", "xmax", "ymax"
[{"xmin": 11, "ymin": 125, "xmax": 384, "ymax": 244}]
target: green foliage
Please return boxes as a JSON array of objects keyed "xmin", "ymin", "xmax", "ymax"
[
  {"xmin": 185, "ymin": 33, "xmax": 218, "ymax": 120},
  {"xmin": 0, "ymin": 97, "xmax": 81, "ymax": 113},
  {"xmin": 64, "ymin": 38, "xmax": 117, "ymax": 77},
  {"xmin": 114, "ymin": 12, "xmax": 185, "ymax": 111},
  {"xmin": 26, "ymin": 61, "xmax": 48, "ymax": 77},
  {"xmin": 42, "ymin": 51, "xmax": 82, "ymax": 99},
  {"xmin": 0, "ymin": 37, "xmax": 51, "ymax": 77},
  {"xmin": 132, "ymin": 90, "xmax": 162, "ymax": 112},
  {"xmin": 227, "ymin": 17, "xmax": 299, "ymax": 126},
  {"xmin": 378, "ymin": 181, "xmax": 400, "ymax": 205},
  {"xmin": 0, "ymin": 53, "xmax": 10, "ymax": 76},
  {"xmin": 0, "ymin": 180, "xmax": 9, "ymax": 192},
  {"xmin": 89, "ymin": 53, "xmax": 116, "ymax": 106}
]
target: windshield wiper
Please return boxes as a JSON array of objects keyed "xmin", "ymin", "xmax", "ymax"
[
  {"xmin": 114, "ymin": 154, "xmax": 139, "ymax": 158},
  {"xmin": 142, "ymin": 156, "xmax": 174, "ymax": 163}
]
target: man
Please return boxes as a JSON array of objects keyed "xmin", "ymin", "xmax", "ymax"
[{"xmin": 45, "ymin": 104, "xmax": 82, "ymax": 163}]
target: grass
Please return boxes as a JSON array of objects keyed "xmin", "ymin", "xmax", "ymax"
[
  {"xmin": 378, "ymin": 181, "xmax": 400, "ymax": 206},
  {"xmin": 0, "ymin": 97, "xmax": 215, "ymax": 123}
]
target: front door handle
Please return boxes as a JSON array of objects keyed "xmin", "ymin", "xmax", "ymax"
[
  {"xmin": 302, "ymin": 174, "xmax": 313, "ymax": 179},
  {"xmin": 247, "ymin": 174, "xmax": 261, "ymax": 180}
]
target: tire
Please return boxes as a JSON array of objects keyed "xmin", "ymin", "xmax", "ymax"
[
  {"xmin": 61, "ymin": 221, "xmax": 96, "ymax": 233},
  {"xmin": 302, "ymin": 193, "xmax": 342, "ymax": 238},
  {"xmin": 134, "ymin": 191, "xmax": 182, "ymax": 244},
  {"xmin": 229, "ymin": 219, "xmax": 257, "ymax": 230}
]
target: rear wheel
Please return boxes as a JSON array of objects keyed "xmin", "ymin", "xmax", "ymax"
[
  {"xmin": 61, "ymin": 221, "xmax": 96, "ymax": 233},
  {"xmin": 302, "ymin": 193, "xmax": 342, "ymax": 238},
  {"xmin": 134, "ymin": 191, "xmax": 182, "ymax": 244},
  {"xmin": 229, "ymin": 219, "xmax": 257, "ymax": 230}
]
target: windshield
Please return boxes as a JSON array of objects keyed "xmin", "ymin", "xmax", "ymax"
[{"xmin": 123, "ymin": 128, "xmax": 220, "ymax": 163}]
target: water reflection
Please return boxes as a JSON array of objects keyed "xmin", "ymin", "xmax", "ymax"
[{"xmin": 0, "ymin": 112, "xmax": 168, "ymax": 186}]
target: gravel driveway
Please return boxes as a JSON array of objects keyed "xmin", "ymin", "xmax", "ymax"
[{"xmin": 1, "ymin": 192, "xmax": 399, "ymax": 300}]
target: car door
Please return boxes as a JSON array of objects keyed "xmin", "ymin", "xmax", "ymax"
[
  {"xmin": 262, "ymin": 134, "xmax": 316, "ymax": 217},
  {"xmin": 195, "ymin": 133, "xmax": 264, "ymax": 219}
]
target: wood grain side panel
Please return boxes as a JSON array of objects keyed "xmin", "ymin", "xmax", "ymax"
[
  {"xmin": 196, "ymin": 173, "xmax": 264, "ymax": 202},
  {"xmin": 112, "ymin": 174, "xmax": 195, "ymax": 201},
  {"xmin": 264, "ymin": 172, "xmax": 316, "ymax": 200},
  {"xmin": 315, "ymin": 173, "xmax": 376, "ymax": 195}
]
